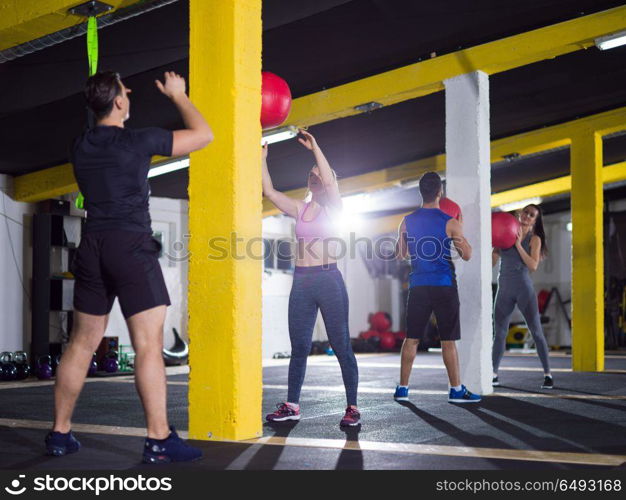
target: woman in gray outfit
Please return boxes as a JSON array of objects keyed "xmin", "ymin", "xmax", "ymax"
[{"xmin": 492, "ymin": 204, "xmax": 553, "ymax": 389}]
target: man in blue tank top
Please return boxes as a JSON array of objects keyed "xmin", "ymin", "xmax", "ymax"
[{"xmin": 394, "ymin": 172, "xmax": 481, "ymax": 403}]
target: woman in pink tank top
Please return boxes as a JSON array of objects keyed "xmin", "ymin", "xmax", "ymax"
[{"xmin": 262, "ymin": 129, "xmax": 360, "ymax": 427}]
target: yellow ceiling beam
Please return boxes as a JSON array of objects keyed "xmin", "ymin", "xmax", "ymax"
[
  {"xmin": 491, "ymin": 106, "xmax": 626, "ymax": 161},
  {"xmin": 263, "ymin": 106, "xmax": 626, "ymax": 217},
  {"xmin": 358, "ymin": 161, "xmax": 626, "ymax": 236},
  {"xmin": 355, "ymin": 161, "xmax": 626, "ymax": 237},
  {"xmin": 12, "ymin": 155, "xmax": 168, "ymax": 203},
  {"xmin": 0, "ymin": 0, "xmax": 136, "ymax": 51},
  {"xmin": 262, "ymin": 155, "xmax": 445, "ymax": 216},
  {"xmin": 492, "ymin": 161, "xmax": 626, "ymax": 207},
  {"xmin": 286, "ymin": 5, "xmax": 626, "ymax": 128}
]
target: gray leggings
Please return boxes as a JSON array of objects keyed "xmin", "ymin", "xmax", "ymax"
[
  {"xmin": 493, "ymin": 278, "xmax": 551, "ymax": 374},
  {"xmin": 287, "ymin": 265, "xmax": 358, "ymax": 406}
]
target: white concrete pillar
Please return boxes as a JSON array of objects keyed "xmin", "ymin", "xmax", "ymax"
[{"xmin": 444, "ymin": 71, "xmax": 492, "ymax": 395}]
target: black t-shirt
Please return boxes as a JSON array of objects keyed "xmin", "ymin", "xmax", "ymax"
[{"xmin": 71, "ymin": 126, "xmax": 173, "ymax": 233}]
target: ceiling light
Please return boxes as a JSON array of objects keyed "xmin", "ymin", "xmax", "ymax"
[
  {"xmin": 497, "ymin": 197, "xmax": 542, "ymax": 212},
  {"xmin": 148, "ymin": 157, "xmax": 190, "ymax": 178},
  {"xmin": 262, "ymin": 125, "xmax": 299, "ymax": 145},
  {"xmin": 595, "ymin": 30, "xmax": 626, "ymax": 51}
]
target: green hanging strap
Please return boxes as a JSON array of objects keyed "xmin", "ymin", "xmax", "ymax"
[
  {"xmin": 87, "ymin": 16, "xmax": 98, "ymax": 76},
  {"xmin": 76, "ymin": 17, "xmax": 99, "ymax": 211}
]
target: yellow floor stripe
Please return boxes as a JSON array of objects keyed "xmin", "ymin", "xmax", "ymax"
[
  {"xmin": 237, "ymin": 436, "xmax": 626, "ymax": 467},
  {"xmin": 2, "ymin": 418, "xmax": 623, "ymax": 467}
]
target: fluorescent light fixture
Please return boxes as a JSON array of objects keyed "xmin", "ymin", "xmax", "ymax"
[
  {"xmin": 497, "ymin": 197, "xmax": 542, "ymax": 212},
  {"xmin": 148, "ymin": 157, "xmax": 190, "ymax": 178},
  {"xmin": 595, "ymin": 30, "xmax": 626, "ymax": 50},
  {"xmin": 262, "ymin": 125, "xmax": 299, "ymax": 145},
  {"xmin": 341, "ymin": 192, "xmax": 370, "ymax": 214},
  {"xmin": 566, "ymin": 222, "xmax": 572, "ymax": 232}
]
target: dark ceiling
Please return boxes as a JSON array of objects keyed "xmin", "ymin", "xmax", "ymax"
[{"xmin": 1, "ymin": 0, "xmax": 626, "ymax": 204}]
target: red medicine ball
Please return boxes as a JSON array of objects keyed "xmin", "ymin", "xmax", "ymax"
[
  {"xmin": 492, "ymin": 212, "xmax": 521, "ymax": 249},
  {"xmin": 439, "ymin": 197, "xmax": 461, "ymax": 220},
  {"xmin": 261, "ymin": 72, "xmax": 292, "ymax": 129}
]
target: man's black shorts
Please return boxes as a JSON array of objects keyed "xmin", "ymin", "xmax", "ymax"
[
  {"xmin": 406, "ymin": 285, "xmax": 460, "ymax": 341},
  {"xmin": 72, "ymin": 230, "xmax": 170, "ymax": 319}
]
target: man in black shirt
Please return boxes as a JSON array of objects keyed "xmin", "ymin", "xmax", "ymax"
[{"xmin": 46, "ymin": 71, "xmax": 213, "ymax": 463}]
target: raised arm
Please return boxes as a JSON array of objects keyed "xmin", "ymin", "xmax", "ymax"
[
  {"xmin": 447, "ymin": 219, "xmax": 472, "ymax": 261},
  {"xmin": 492, "ymin": 248, "xmax": 501, "ymax": 268},
  {"xmin": 262, "ymin": 144, "xmax": 303, "ymax": 219},
  {"xmin": 298, "ymin": 129, "xmax": 342, "ymax": 209},
  {"xmin": 395, "ymin": 218, "xmax": 409, "ymax": 260},
  {"xmin": 155, "ymin": 72, "xmax": 214, "ymax": 156}
]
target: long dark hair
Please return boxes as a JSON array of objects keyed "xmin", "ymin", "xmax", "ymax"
[{"xmin": 526, "ymin": 204, "xmax": 548, "ymax": 258}]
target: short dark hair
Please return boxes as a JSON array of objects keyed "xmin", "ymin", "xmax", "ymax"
[
  {"xmin": 419, "ymin": 172, "xmax": 442, "ymax": 203},
  {"xmin": 85, "ymin": 71, "xmax": 122, "ymax": 120}
]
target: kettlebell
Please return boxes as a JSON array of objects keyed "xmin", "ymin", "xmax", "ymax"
[
  {"xmin": 103, "ymin": 350, "xmax": 119, "ymax": 373},
  {"xmin": 0, "ymin": 352, "xmax": 17, "ymax": 381},
  {"xmin": 13, "ymin": 351, "xmax": 30, "ymax": 380},
  {"xmin": 87, "ymin": 352, "xmax": 98, "ymax": 376},
  {"xmin": 36, "ymin": 355, "xmax": 53, "ymax": 380},
  {"xmin": 51, "ymin": 353, "xmax": 62, "ymax": 376}
]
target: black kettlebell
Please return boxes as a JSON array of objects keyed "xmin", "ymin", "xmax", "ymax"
[
  {"xmin": 87, "ymin": 352, "xmax": 98, "ymax": 377},
  {"xmin": 51, "ymin": 353, "xmax": 62, "ymax": 376},
  {"xmin": 36, "ymin": 355, "xmax": 53, "ymax": 380},
  {"xmin": 13, "ymin": 351, "xmax": 30, "ymax": 380},
  {"xmin": 102, "ymin": 350, "xmax": 119, "ymax": 373},
  {"xmin": 0, "ymin": 352, "xmax": 17, "ymax": 381}
]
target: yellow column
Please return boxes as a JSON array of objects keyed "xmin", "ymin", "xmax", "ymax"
[
  {"xmin": 187, "ymin": 0, "xmax": 262, "ymax": 440},
  {"xmin": 570, "ymin": 131, "xmax": 604, "ymax": 372}
]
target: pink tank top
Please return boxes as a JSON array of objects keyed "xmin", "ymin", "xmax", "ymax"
[{"xmin": 295, "ymin": 202, "xmax": 338, "ymax": 240}]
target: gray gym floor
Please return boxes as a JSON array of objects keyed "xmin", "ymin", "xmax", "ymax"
[{"xmin": 0, "ymin": 352, "xmax": 625, "ymax": 470}]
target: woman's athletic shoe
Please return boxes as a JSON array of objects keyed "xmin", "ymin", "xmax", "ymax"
[
  {"xmin": 265, "ymin": 403, "xmax": 301, "ymax": 422},
  {"xmin": 492, "ymin": 376, "xmax": 500, "ymax": 387},
  {"xmin": 448, "ymin": 385, "xmax": 481, "ymax": 403},
  {"xmin": 394, "ymin": 385, "xmax": 409, "ymax": 401},
  {"xmin": 143, "ymin": 426, "xmax": 202, "ymax": 464},
  {"xmin": 340, "ymin": 407, "xmax": 361, "ymax": 426},
  {"xmin": 45, "ymin": 430, "xmax": 81, "ymax": 456},
  {"xmin": 541, "ymin": 376, "xmax": 554, "ymax": 389}
]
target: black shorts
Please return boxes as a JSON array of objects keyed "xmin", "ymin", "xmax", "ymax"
[
  {"xmin": 406, "ymin": 286, "xmax": 460, "ymax": 341},
  {"xmin": 72, "ymin": 230, "xmax": 170, "ymax": 319}
]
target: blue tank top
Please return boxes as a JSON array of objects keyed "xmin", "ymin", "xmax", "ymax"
[{"xmin": 405, "ymin": 208, "xmax": 456, "ymax": 287}]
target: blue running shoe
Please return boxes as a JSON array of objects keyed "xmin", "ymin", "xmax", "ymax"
[
  {"xmin": 394, "ymin": 385, "xmax": 409, "ymax": 401},
  {"xmin": 45, "ymin": 430, "xmax": 81, "ymax": 456},
  {"xmin": 143, "ymin": 426, "xmax": 202, "ymax": 464},
  {"xmin": 448, "ymin": 385, "xmax": 481, "ymax": 404}
]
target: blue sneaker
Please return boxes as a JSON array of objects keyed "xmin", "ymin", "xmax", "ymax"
[
  {"xmin": 394, "ymin": 385, "xmax": 409, "ymax": 401},
  {"xmin": 448, "ymin": 385, "xmax": 481, "ymax": 404},
  {"xmin": 45, "ymin": 430, "xmax": 81, "ymax": 456},
  {"xmin": 143, "ymin": 426, "xmax": 202, "ymax": 464}
]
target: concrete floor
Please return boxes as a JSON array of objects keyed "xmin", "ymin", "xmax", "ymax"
[{"xmin": 0, "ymin": 352, "xmax": 625, "ymax": 470}]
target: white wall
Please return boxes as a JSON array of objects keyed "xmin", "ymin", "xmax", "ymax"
[
  {"xmin": 262, "ymin": 215, "xmax": 295, "ymax": 357},
  {"xmin": 0, "ymin": 175, "xmax": 35, "ymax": 352}
]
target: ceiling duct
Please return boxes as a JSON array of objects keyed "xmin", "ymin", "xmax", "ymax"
[{"xmin": 0, "ymin": 0, "xmax": 179, "ymax": 64}]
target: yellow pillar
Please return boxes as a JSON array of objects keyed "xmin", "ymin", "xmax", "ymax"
[
  {"xmin": 570, "ymin": 131, "xmax": 604, "ymax": 372},
  {"xmin": 187, "ymin": 0, "xmax": 262, "ymax": 440}
]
